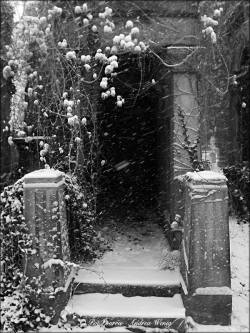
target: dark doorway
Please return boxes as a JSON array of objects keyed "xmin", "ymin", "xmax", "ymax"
[{"xmin": 97, "ymin": 53, "xmax": 170, "ymax": 222}]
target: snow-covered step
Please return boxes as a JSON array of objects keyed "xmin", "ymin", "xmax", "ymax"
[
  {"xmin": 74, "ymin": 267, "xmax": 182, "ymax": 297},
  {"xmin": 65, "ymin": 293, "xmax": 186, "ymax": 332}
]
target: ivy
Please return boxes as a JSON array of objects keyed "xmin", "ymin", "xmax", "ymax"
[
  {"xmin": 223, "ymin": 163, "xmax": 250, "ymax": 223},
  {"xmin": 0, "ymin": 179, "xmax": 51, "ymax": 331},
  {"xmin": 64, "ymin": 173, "xmax": 109, "ymax": 261},
  {"xmin": 0, "ymin": 173, "xmax": 108, "ymax": 331}
]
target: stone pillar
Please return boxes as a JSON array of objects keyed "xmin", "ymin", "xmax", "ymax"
[
  {"xmin": 172, "ymin": 73, "xmax": 200, "ymax": 178},
  {"xmin": 170, "ymin": 72, "xmax": 200, "ymax": 221},
  {"xmin": 180, "ymin": 171, "xmax": 232, "ymax": 325},
  {"xmin": 23, "ymin": 169, "xmax": 71, "ymax": 281}
]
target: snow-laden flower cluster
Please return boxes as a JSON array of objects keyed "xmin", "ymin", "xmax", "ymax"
[
  {"xmin": 9, "ymin": 71, "xmax": 27, "ymax": 132},
  {"xmin": 3, "ymin": 13, "xmax": 52, "ymax": 133},
  {"xmin": 68, "ymin": 115, "xmax": 79, "ymax": 126},
  {"xmin": 3, "ymin": 0, "xmax": 150, "ymax": 138},
  {"xmin": 81, "ymin": 117, "xmax": 87, "ymax": 125},
  {"xmin": 213, "ymin": 7, "xmax": 223, "ymax": 18},
  {"xmin": 66, "ymin": 51, "xmax": 76, "ymax": 60},
  {"xmin": 99, "ymin": 6, "xmax": 113, "ymax": 19},
  {"xmin": 116, "ymin": 95, "xmax": 125, "ymax": 107},
  {"xmin": 39, "ymin": 142, "xmax": 50, "ymax": 162},
  {"xmin": 111, "ymin": 27, "xmax": 146, "ymax": 54},
  {"xmin": 99, "ymin": 7, "xmax": 114, "ymax": 33},
  {"xmin": 101, "ymin": 86, "xmax": 116, "ymax": 100},
  {"xmin": 48, "ymin": 5, "xmax": 62, "ymax": 17},
  {"xmin": 74, "ymin": 3, "xmax": 89, "ymax": 15},
  {"xmin": 58, "ymin": 39, "xmax": 67, "ymax": 48},
  {"xmin": 2, "ymin": 1, "xmax": 152, "ymax": 181},
  {"xmin": 201, "ymin": 8, "xmax": 223, "ymax": 44},
  {"xmin": 100, "ymin": 77, "xmax": 108, "ymax": 89},
  {"xmin": 81, "ymin": 54, "xmax": 91, "ymax": 63},
  {"xmin": 201, "ymin": 14, "xmax": 218, "ymax": 27},
  {"xmin": 202, "ymin": 25, "xmax": 217, "ymax": 43}
]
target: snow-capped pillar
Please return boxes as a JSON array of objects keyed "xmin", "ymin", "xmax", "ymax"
[
  {"xmin": 23, "ymin": 169, "xmax": 70, "ymax": 278},
  {"xmin": 180, "ymin": 171, "xmax": 232, "ymax": 325}
]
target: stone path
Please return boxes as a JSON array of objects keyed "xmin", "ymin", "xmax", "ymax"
[
  {"xmin": 60, "ymin": 208, "xmax": 186, "ymax": 332},
  {"xmin": 87, "ymin": 208, "xmax": 171, "ymax": 270}
]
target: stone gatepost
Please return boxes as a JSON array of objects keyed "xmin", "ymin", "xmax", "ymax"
[
  {"xmin": 23, "ymin": 169, "xmax": 74, "ymax": 320},
  {"xmin": 180, "ymin": 171, "xmax": 232, "ymax": 325}
]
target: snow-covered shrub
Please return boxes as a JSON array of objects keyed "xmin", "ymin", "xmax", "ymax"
[
  {"xmin": 0, "ymin": 179, "xmax": 53, "ymax": 331},
  {"xmin": 1, "ymin": 291, "xmax": 51, "ymax": 332},
  {"xmin": 0, "ymin": 179, "xmax": 29, "ymax": 297},
  {"xmin": 0, "ymin": 174, "xmax": 108, "ymax": 331}
]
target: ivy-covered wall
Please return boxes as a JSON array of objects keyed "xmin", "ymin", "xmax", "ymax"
[{"xmin": 0, "ymin": 1, "xmax": 15, "ymax": 186}]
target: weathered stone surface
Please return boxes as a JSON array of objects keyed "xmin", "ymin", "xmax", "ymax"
[
  {"xmin": 23, "ymin": 169, "xmax": 71, "ymax": 289},
  {"xmin": 23, "ymin": 169, "xmax": 75, "ymax": 322},
  {"xmin": 74, "ymin": 267, "xmax": 182, "ymax": 297},
  {"xmin": 157, "ymin": 71, "xmax": 172, "ymax": 212},
  {"xmin": 180, "ymin": 171, "xmax": 232, "ymax": 325},
  {"xmin": 184, "ymin": 294, "xmax": 232, "ymax": 326},
  {"xmin": 65, "ymin": 293, "xmax": 186, "ymax": 332},
  {"xmin": 172, "ymin": 73, "xmax": 200, "ymax": 178},
  {"xmin": 23, "ymin": 169, "xmax": 70, "ymax": 265}
]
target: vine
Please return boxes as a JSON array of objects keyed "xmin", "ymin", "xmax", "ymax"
[
  {"xmin": 1, "ymin": 1, "xmax": 249, "ymax": 330},
  {"xmin": 177, "ymin": 105, "xmax": 202, "ymax": 171},
  {"xmin": 0, "ymin": 172, "xmax": 106, "ymax": 331}
]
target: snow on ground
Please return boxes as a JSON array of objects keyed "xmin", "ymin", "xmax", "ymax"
[
  {"xmin": 40, "ymin": 325, "xmax": 131, "ymax": 332},
  {"xmin": 230, "ymin": 216, "xmax": 249, "ymax": 331},
  {"xmin": 40, "ymin": 216, "xmax": 249, "ymax": 332}
]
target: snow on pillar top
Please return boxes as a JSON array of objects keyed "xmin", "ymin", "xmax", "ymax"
[
  {"xmin": 184, "ymin": 171, "xmax": 227, "ymax": 183},
  {"xmin": 184, "ymin": 170, "xmax": 227, "ymax": 185},
  {"xmin": 23, "ymin": 168, "xmax": 64, "ymax": 187}
]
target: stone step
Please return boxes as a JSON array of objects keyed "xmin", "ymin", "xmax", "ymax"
[
  {"xmin": 64, "ymin": 293, "xmax": 186, "ymax": 332},
  {"xmin": 73, "ymin": 267, "xmax": 183, "ymax": 297}
]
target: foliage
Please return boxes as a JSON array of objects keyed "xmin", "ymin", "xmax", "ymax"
[
  {"xmin": 0, "ymin": 178, "xmax": 28, "ymax": 297},
  {"xmin": 223, "ymin": 162, "xmax": 250, "ymax": 223},
  {"xmin": 1, "ymin": 2, "xmax": 248, "ymax": 206},
  {"xmin": 2, "ymin": 1, "xmax": 248, "ymax": 172},
  {"xmin": 3, "ymin": 2, "xmax": 242, "ymax": 175},
  {"xmin": 198, "ymin": 1, "xmax": 249, "ymax": 165},
  {"xmin": 1, "ymin": 290, "xmax": 51, "ymax": 332},
  {"xmin": 0, "ymin": 0, "xmax": 14, "ymax": 57},
  {"xmin": 0, "ymin": 173, "xmax": 106, "ymax": 331},
  {"xmin": 64, "ymin": 173, "xmax": 108, "ymax": 261},
  {"xmin": 2, "ymin": 1, "xmax": 156, "ymax": 218},
  {"xmin": 0, "ymin": 178, "xmax": 51, "ymax": 331},
  {"xmin": 1, "ymin": 2, "xmax": 248, "ymax": 329},
  {"xmin": 0, "ymin": 1, "xmax": 15, "ymax": 182}
]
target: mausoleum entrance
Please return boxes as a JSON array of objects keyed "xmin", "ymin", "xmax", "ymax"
[{"xmin": 97, "ymin": 53, "xmax": 172, "ymax": 227}]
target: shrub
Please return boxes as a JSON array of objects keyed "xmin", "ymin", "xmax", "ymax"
[
  {"xmin": 64, "ymin": 173, "xmax": 108, "ymax": 261},
  {"xmin": 223, "ymin": 162, "xmax": 250, "ymax": 223},
  {"xmin": 0, "ymin": 172, "xmax": 107, "ymax": 331},
  {"xmin": 0, "ymin": 178, "xmax": 51, "ymax": 331}
]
